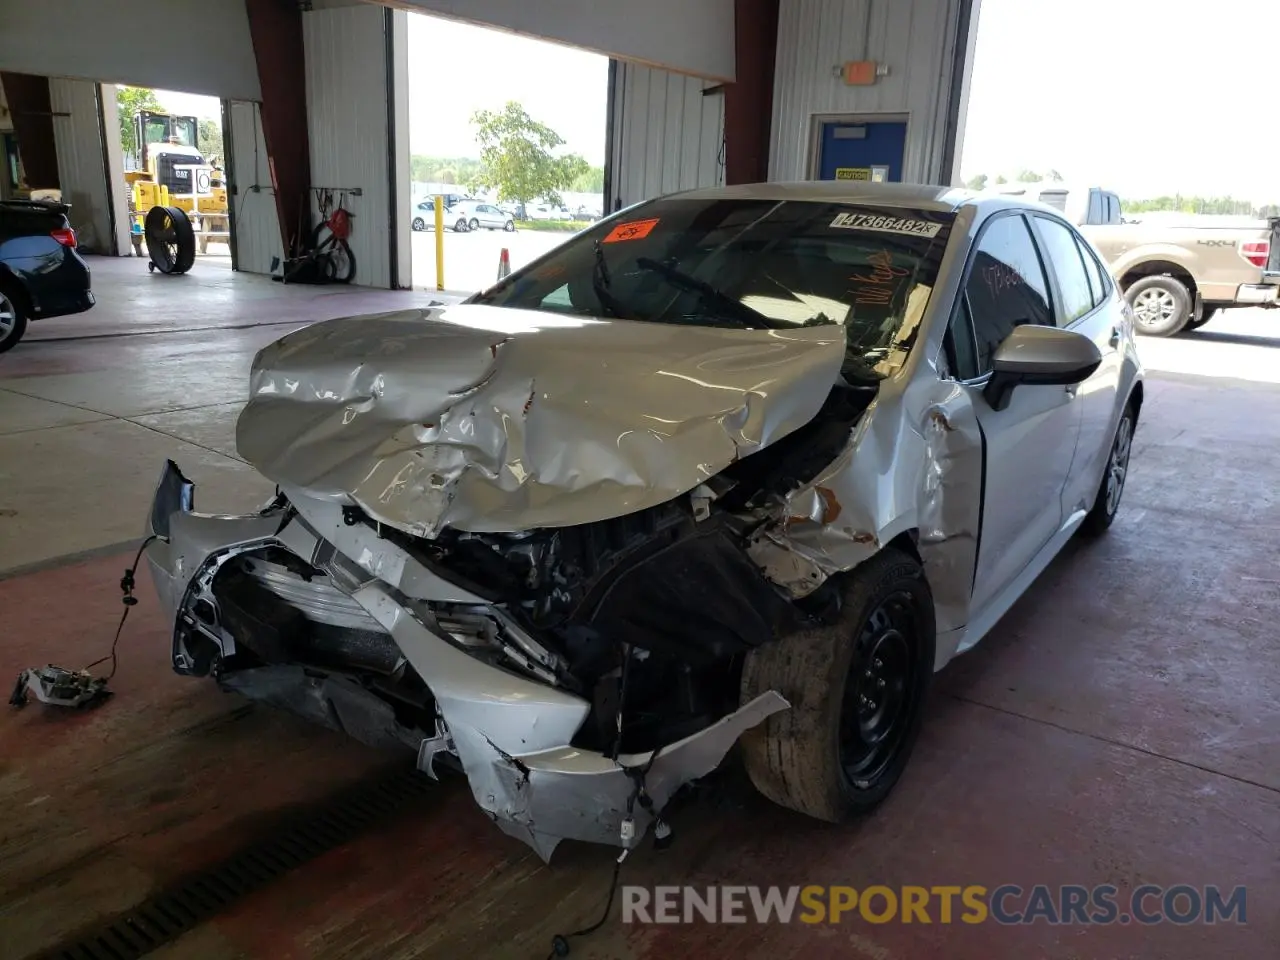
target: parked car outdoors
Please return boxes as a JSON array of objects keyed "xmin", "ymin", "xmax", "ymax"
[
  {"xmin": 985, "ymin": 181, "xmax": 1280, "ymax": 335},
  {"xmin": 145, "ymin": 183, "xmax": 1142, "ymax": 862},
  {"xmin": 526, "ymin": 202, "xmax": 573, "ymax": 221},
  {"xmin": 410, "ymin": 198, "xmax": 439, "ymax": 231},
  {"xmin": 448, "ymin": 200, "xmax": 515, "ymax": 233},
  {"xmin": 0, "ymin": 198, "xmax": 95, "ymax": 353},
  {"xmin": 410, "ymin": 194, "xmax": 478, "ymax": 231}
]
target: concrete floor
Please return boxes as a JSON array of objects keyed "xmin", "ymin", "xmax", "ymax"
[{"xmin": 1, "ymin": 262, "xmax": 1278, "ymax": 959}]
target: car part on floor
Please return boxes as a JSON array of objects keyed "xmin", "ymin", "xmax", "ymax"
[
  {"xmin": 9, "ymin": 665, "xmax": 110, "ymax": 708},
  {"xmin": 144, "ymin": 205, "xmax": 197, "ymax": 275}
]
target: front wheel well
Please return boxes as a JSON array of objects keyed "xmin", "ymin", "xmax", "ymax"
[
  {"xmin": 1128, "ymin": 380, "xmax": 1144, "ymax": 424},
  {"xmin": 1118, "ymin": 261, "xmax": 1198, "ymax": 303}
]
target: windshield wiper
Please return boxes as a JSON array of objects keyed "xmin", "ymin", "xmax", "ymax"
[
  {"xmin": 635, "ymin": 257, "xmax": 781, "ymax": 329},
  {"xmin": 592, "ymin": 240, "xmax": 640, "ymax": 321}
]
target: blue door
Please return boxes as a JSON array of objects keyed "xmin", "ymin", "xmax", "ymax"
[{"xmin": 816, "ymin": 120, "xmax": 907, "ymax": 182}]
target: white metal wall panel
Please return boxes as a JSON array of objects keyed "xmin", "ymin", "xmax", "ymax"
[
  {"xmin": 0, "ymin": 0, "xmax": 260, "ymax": 100},
  {"xmin": 227, "ymin": 100, "xmax": 282, "ymax": 276},
  {"xmin": 98, "ymin": 84, "xmax": 131, "ymax": 257},
  {"xmin": 397, "ymin": 0, "xmax": 735, "ymax": 80},
  {"xmin": 609, "ymin": 64, "xmax": 725, "ymax": 210},
  {"xmin": 48, "ymin": 78, "xmax": 114, "ymax": 255},
  {"xmin": 304, "ymin": 5, "xmax": 392, "ymax": 289},
  {"xmin": 769, "ymin": 0, "xmax": 965, "ymax": 184}
]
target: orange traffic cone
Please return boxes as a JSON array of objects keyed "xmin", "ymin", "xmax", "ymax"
[{"xmin": 497, "ymin": 247, "xmax": 511, "ymax": 281}]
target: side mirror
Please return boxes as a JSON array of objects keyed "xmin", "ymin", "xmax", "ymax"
[{"xmin": 983, "ymin": 324, "xmax": 1102, "ymax": 412}]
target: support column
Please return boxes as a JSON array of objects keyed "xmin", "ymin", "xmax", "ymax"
[
  {"xmin": 723, "ymin": 0, "xmax": 780, "ymax": 185},
  {"xmin": 244, "ymin": 0, "xmax": 311, "ymax": 257},
  {"xmin": 0, "ymin": 72, "xmax": 60, "ymax": 190}
]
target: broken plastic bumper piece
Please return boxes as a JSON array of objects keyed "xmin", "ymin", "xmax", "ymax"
[{"xmin": 144, "ymin": 466, "xmax": 789, "ymax": 860}]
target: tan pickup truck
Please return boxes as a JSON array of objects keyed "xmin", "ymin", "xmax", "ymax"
[{"xmin": 987, "ymin": 183, "xmax": 1280, "ymax": 336}]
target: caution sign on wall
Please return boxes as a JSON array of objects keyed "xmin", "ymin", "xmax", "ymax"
[{"xmin": 834, "ymin": 167, "xmax": 873, "ymax": 181}]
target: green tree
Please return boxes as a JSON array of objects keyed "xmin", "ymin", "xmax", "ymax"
[
  {"xmin": 1047, "ymin": 169, "xmax": 1065, "ymax": 182},
  {"xmin": 1016, "ymin": 169, "xmax": 1042, "ymax": 183},
  {"xmin": 469, "ymin": 101, "xmax": 588, "ymax": 205},
  {"xmin": 994, "ymin": 174, "xmax": 1008, "ymax": 184},
  {"xmin": 964, "ymin": 173, "xmax": 988, "ymax": 191},
  {"xmin": 198, "ymin": 119, "xmax": 223, "ymax": 164},
  {"xmin": 117, "ymin": 86, "xmax": 164, "ymax": 157},
  {"xmin": 569, "ymin": 165, "xmax": 605, "ymax": 193}
]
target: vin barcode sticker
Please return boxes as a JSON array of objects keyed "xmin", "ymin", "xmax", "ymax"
[{"xmin": 829, "ymin": 213, "xmax": 941, "ymax": 238}]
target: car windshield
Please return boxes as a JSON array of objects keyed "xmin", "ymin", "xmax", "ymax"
[{"xmin": 473, "ymin": 197, "xmax": 953, "ymax": 379}]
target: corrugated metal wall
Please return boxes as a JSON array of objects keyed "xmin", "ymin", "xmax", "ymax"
[
  {"xmin": 769, "ymin": 0, "xmax": 965, "ymax": 184},
  {"xmin": 608, "ymin": 62, "xmax": 725, "ymax": 210},
  {"xmin": 303, "ymin": 4, "xmax": 393, "ymax": 289},
  {"xmin": 226, "ymin": 100, "xmax": 282, "ymax": 276},
  {"xmin": 48, "ymin": 78, "xmax": 114, "ymax": 254}
]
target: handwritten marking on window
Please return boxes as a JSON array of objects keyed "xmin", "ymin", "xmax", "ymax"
[
  {"xmin": 982, "ymin": 262, "xmax": 1025, "ymax": 297},
  {"xmin": 851, "ymin": 250, "xmax": 911, "ymax": 305}
]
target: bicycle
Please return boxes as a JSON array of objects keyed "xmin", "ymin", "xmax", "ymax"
[{"xmin": 283, "ymin": 187, "xmax": 357, "ymax": 284}]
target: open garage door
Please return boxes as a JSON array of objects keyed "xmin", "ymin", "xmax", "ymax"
[{"xmin": 606, "ymin": 61, "xmax": 725, "ymax": 212}]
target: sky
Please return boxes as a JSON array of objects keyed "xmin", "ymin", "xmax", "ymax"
[
  {"xmin": 405, "ymin": 14, "xmax": 608, "ymax": 164},
  {"xmin": 960, "ymin": 0, "xmax": 1280, "ymax": 202}
]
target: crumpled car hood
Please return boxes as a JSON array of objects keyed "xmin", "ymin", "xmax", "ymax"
[{"xmin": 236, "ymin": 304, "xmax": 846, "ymax": 536}]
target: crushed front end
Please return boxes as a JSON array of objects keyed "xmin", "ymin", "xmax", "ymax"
[{"xmin": 146, "ymin": 461, "xmax": 798, "ymax": 860}]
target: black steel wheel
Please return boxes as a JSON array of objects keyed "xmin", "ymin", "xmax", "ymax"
[
  {"xmin": 144, "ymin": 206, "xmax": 196, "ymax": 275},
  {"xmin": 740, "ymin": 548, "xmax": 935, "ymax": 821},
  {"xmin": 839, "ymin": 593, "xmax": 921, "ymax": 787}
]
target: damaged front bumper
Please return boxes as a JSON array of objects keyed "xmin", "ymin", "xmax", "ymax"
[{"xmin": 145, "ymin": 461, "xmax": 788, "ymax": 861}]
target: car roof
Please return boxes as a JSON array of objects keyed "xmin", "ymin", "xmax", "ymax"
[{"xmin": 670, "ymin": 181, "xmax": 1050, "ymax": 217}]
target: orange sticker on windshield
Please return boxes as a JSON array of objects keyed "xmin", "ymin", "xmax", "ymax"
[{"xmin": 603, "ymin": 218, "xmax": 660, "ymax": 242}]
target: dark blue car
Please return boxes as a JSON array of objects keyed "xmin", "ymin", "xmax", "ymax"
[{"xmin": 0, "ymin": 198, "xmax": 95, "ymax": 352}]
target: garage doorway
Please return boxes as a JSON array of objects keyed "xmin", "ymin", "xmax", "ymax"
[{"xmin": 809, "ymin": 114, "xmax": 908, "ymax": 183}]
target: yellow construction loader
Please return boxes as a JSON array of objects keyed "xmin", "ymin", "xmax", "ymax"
[{"xmin": 124, "ymin": 111, "xmax": 228, "ymax": 254}]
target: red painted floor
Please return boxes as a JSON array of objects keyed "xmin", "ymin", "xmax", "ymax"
[{"xmin": 2, "ymin": 371, "xmax": 1279, "ymax": 960}]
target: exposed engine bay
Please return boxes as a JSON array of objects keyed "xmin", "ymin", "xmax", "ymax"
[{"xmin": 184, "ymin": 378, "xmax": 874, "ymax": 756}]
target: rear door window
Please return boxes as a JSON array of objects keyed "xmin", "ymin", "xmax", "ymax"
[
  {"xmin": 1033, "ymin": 216, "xmax": 1096, "ymax": 324},
  {"xmin": 1076, "ymin": 234, "xmax": 1111, "ymax": 307},
  {"xmin": 963, "ymin": 214, "xmax": 1054, "ymax": 372}
]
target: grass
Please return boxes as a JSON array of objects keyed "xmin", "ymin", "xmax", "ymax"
[{"xmin": 516, "ymin": 219, "xmax": 594, "ymax": 233}]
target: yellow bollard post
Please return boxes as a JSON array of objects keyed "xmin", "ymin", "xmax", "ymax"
[{"xmin": 434, "ymin": 195, "xmax": 445, "ymax": 291}]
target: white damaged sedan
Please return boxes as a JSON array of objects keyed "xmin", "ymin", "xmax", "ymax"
[{"xmin": 145, "ymin": 183, "xmax": 1142, "ymax": 860}]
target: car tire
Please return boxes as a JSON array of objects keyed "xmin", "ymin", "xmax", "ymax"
[
  {"xmin": 468, "ymin": 218, "xmax": 480, "ymax": 232},
  {"xmin": 1125, "ymin": 275, "xmax": 1191, "ymax": 337},
  {"xmin": 411, "ymin": 217, "xmax": 425, "ymax": 231},
  {"xmin": 0, "ymin": 281, "xmax": 29, "ymax": 354},
  {"xmin": 1079, "ymin": 401, "xmax": 1136, "ymax": 537},
  {"xmin": 454, "ymin": 219, "xmax": 469, "ymax": 233},
  {"xmin": 740, "ymin": 548, "xmax": 935, "ymax": 822},
  {"xmin": 504, "ymin": 220, "xmax": 516, "ymax": 232}
]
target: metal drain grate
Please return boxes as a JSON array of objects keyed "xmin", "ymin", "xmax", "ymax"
[{"xmin": 32, "ymin": 766, "xmax": 437, "ymax": 960}]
